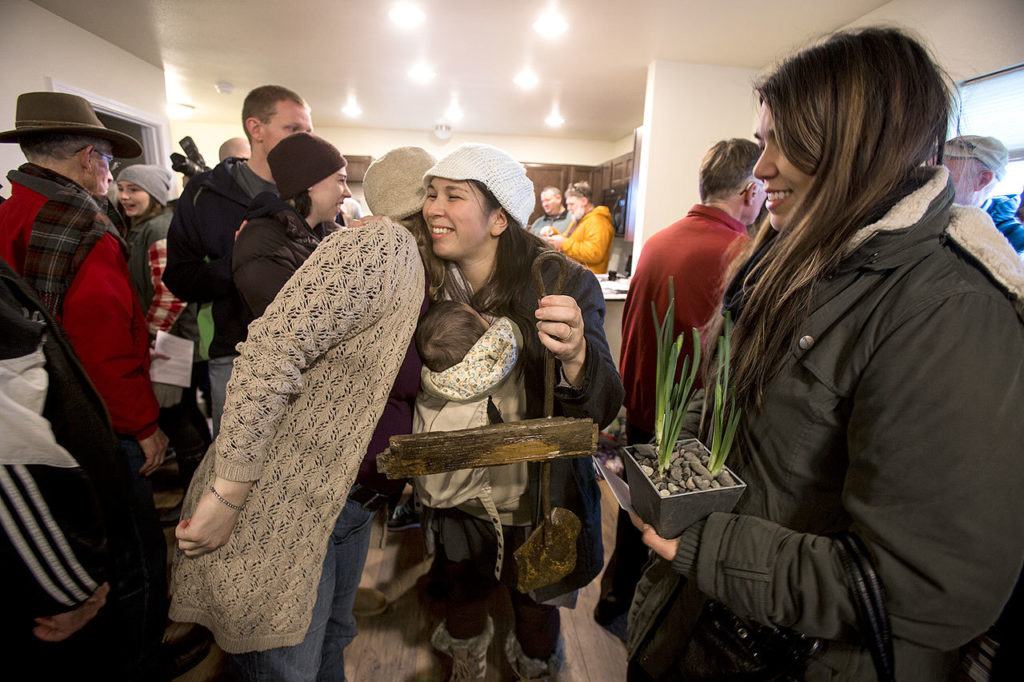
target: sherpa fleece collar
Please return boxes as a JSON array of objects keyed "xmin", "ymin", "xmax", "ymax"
[
  {"xmin": 420, "ymin": 317, "xmax": 522, "ymax": 402},
  {"xmin": 843, "ymin": 165, "xmax": 1024, "ymax": 318}
]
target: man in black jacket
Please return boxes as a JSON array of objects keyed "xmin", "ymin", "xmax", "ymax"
[{"xmin": 164, "ymin": 84, "xmax": 312, "ymax": 436}]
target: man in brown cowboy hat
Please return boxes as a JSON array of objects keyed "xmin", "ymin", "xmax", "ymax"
[{"xmin": 0, "ymin": 91, "xmax": 171, "ymax": 677}]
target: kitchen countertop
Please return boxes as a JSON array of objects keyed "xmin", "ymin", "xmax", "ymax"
[{"xmin": 596, "ymin": 274, "xmax": 630, "ymax": 301}]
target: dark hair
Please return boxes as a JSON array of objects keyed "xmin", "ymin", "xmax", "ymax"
[
  {"xmin": 715, "ymin": 27, "xmax": 952, "ymax": 410},
  {"xmin": 699, "ymin": 139, "xmax": 762, "ymax": 202},
  {"xmin": 287, "ymin": 189, "xmax": 312, "ymax": 218},
  {"xmin": 441, "ymin": 180, "xmax": 561, "ymax": 373},
  {"xmin": 564, "ymin": 181, "xmax": 592, "ymax": 202},
  {"xmin": 132, "ymin": 198, "xmax": 166, "ymax": 226},
  {"xmin": 416, "ymin": 301, "xmax": 489, "ymax": 372},
  {"xmin": 241, "ymin": 85, "xmax": 307, "ymax": 142}
]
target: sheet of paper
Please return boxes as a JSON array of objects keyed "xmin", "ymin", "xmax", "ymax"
[
  {"xmin": 593, "ymin": 456, "xmax": 635, "ymax": 515},
  {"xmin": 150, "ymin": 330, "xmax": 194, "ymax": 388}
]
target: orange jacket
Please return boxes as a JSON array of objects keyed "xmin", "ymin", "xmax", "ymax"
[{"xmin": 561, "ymin": 205, "xmax": 614, "ymax": 274}]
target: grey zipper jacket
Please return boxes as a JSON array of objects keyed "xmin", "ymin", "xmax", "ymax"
[{"xmin": 628, "ymin": 167, "xmax": 1024, "ymax": 681}]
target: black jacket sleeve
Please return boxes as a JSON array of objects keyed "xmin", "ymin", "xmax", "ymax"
[
  {"xmin": 164, "ymin": 183, "xmax": 236, "ymax": 302},
  {"xmin": 2, "ymin": 463, "xmax": 107, "ymax": 618},
  {"xmin": 232, "ymin": 220, "xmax": 300, "ymax": 321},
  {"xmin": 554, "ymin": 264, "xmax": 624, "ymax": 429}
]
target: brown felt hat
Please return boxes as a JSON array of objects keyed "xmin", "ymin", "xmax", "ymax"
[
  {"xmin": 0, "ymin": 92, "xmax": 142, "ymax": 158},
  {"xmin": 268, "ymin": 132, "xmax": 346, "ymax": 200}
]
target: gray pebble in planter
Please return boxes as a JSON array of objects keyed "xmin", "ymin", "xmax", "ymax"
[{"xmin": 623, "ymin": 439, "xmax": 746, "ymax": 539}]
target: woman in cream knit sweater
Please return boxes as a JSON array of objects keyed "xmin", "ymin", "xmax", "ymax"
[{"xmin": 169, "ymin": 210, "xmax": 425, "ymax": 676}]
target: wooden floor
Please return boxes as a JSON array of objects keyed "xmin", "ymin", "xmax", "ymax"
[{"xmin": 166, "ymin": 477, "xmax": 628, "ymax": 681}]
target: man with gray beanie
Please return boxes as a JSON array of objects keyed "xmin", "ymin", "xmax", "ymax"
[{"xmin": 944, "ymin": 135, "xmax": 1024, "ymax": 254}]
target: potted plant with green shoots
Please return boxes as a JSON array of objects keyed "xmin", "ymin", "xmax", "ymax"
[{"xmin": 622, "ymin": 278, "xmax": 747, "ymax": 538}]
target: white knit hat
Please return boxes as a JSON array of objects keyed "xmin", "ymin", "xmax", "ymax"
[
  {"xmin": 116, "ymin": 164, "xmax": 175, "ymax": 205},
  {"xmin": 423, "ymin": 143, "xmax": 536, "ymax": 227}
]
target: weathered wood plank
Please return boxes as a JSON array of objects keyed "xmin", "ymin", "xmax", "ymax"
[{"xmin": 377, "ymin": 417, "xmax": 598, "ymax": 478}]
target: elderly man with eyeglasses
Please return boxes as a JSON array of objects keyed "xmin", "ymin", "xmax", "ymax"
[{"xmin": 0, "ymin": 92, "xmax": 172, "ymax": 677}]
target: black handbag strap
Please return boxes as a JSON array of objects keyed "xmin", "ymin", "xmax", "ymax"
[{"xmin": 834, "ymin": 531, "xmax": 895, "ymax": 681}]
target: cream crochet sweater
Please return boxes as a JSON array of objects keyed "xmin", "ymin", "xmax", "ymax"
[{"xmin": 169, "ymin": 218, "xmax": 424, "ymax": 653}]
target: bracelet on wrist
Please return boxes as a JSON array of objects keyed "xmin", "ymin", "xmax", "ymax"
[{"xmin": 209, "ymin": 485, "xmax": 244, "ymax": 512}]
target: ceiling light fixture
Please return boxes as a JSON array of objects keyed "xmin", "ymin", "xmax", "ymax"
[
  {"xmin": 545, "ymin": 105, "xmax": 565, "ymax": 128},
  {"xmin": 167, "ymin": 102, "xmax": 196, "ymax": 119},
  {"xmin": 342, "ymin": 95, "xmax": 362, "ymax": 119},
  {"xmin": 389, "ymin": 2, "xmax": 425, "ymax": 30},
  {"xmin": 408, "ymin": 61, "xmax": 436, "ymax": 85},
  {"xmin": 533, "ymin": 8, "xmax": 568, "ymax": 39},
  {"xmin": 514, "ymin": 67, "xmax": 539, "ymax": 90}
]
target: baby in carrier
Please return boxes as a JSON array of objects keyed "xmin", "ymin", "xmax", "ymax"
[
  {"xmin": 415, "ymin": 300, "xmax": 557, "ymax": 675},
  {"xmin": 413, "ymin": 300, "xmax": 528, "ymax": 574}
]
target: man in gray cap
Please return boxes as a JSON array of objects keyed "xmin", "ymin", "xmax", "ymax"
[
  {"xmin": 0, "ymin": 91, "xmax": 170, "ymax": 676},
  {"xmin": 944, "ymin": 135, "xmax": 1024, "ymax": 254}
]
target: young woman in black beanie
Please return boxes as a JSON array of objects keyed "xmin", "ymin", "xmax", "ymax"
[{"xmin": 232, "ymin": 131, "xmax": 350, "ymax": 325}]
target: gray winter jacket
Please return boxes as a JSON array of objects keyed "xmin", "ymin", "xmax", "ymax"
[{"xmin": 628, "ymin": 167, "xmax": 1024, "ymax": 681}]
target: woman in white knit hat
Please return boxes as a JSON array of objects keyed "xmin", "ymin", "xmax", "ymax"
[{"xmin": 421, "ymin": 143, "xmax": 624, "ymax": 679}]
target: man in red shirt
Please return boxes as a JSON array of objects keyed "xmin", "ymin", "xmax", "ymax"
[
  {"xmin": 597, "ymin": 138, "xmax": 765, "ymax": 628},
  {"xmin": 0, "ymin": 92, "xmax": 171, "ymax": 676}
]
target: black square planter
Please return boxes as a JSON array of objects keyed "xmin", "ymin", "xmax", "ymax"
[{"xmin": 623, "ymin": 440, "xmax": 746, "ymax": 539}]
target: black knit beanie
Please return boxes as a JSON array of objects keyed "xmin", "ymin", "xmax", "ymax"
[{"xmin": 268, "ymin": 132, "xmax": 346, "ymax": 200}]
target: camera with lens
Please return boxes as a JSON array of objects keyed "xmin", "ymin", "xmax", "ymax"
[{"xmin": 170, "ymin": 136, "xmax": 210, "ymax": 178}]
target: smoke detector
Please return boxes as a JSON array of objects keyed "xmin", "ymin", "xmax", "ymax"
[{"xmin": 432, "ymin": 123, "xmax": 452, "ymax": 141}]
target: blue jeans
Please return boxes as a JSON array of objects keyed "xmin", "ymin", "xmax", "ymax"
[
  {"xmin": 207, "ymin": 355, "xmax": 235, "ymax": 438},
  {"xmin": 229, "ymin": 497, "xmax": 376, "ymax": 681}
]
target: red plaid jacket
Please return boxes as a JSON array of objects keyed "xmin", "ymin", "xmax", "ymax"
[{"xmin": 0, "ymin": 165, "xmax": 159, "ymax": 440}]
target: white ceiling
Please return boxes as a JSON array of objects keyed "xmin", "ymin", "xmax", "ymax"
[{"xmin": 32, "ymin": 0, "xmax": 892, "ymax": 141}]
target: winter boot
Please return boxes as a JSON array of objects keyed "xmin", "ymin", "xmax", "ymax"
[
  {"xmin": 504, "ymin": 630, "xmax": 565, "ymax": 681},
  {"xmin": 430, "ymin": 616, "xmax": 493, "ymax": 681}
]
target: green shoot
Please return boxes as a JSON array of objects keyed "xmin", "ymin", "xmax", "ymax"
[
  {"xmin": 651, "ymin": 277, "xmax": 701, "ymax": 473},
  {"xmin": 708, "ymin": 312, "xmax": 742, "ymax": 476}
]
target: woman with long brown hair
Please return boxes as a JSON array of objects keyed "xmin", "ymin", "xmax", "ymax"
[{"xmin": 628, "ymin": 28, "xmax": 1024, "ymax": 681}]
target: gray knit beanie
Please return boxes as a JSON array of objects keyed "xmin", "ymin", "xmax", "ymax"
[
  {"xmin": 424, "ymin": 144, "xmax": 535, "ymax": 227},
  {"xmin": 117, "ymin": 164, "xmax": 174, "ymax": 206},
  {"xmin": 364, "ymin": 146, "xmax": 436, "ymax": 219}
]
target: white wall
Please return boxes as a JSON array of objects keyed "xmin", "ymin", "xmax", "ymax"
[
  {"xmin": 632, "ymin": 60, "xmax": 760, "ymax": 270},
  {"xmin": 0, "ymin": 0, "xmax": 170, "ymax": 198},
  {"xmin": 846, "ymin": 0, "xmax": 1024, "ymax": 82},
  {"xmin": 170, "ymin": 120, "xmax": 627, "ymax": 169}
]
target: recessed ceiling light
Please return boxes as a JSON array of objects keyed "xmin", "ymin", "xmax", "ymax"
[
  {"xmin": 214, "ymin": 81, "xmax": 234, "ymax": 95},
  {"xmin": 545, "ymin": 106, "xmax": 565, "ymax": 128},
  {"xmin": 408, "ymin": 61, "xmax": 436, "ymax": 85},
  {"xmin": 444, "ymin": 97, "xmax": 463, "ymax": 124},
  {"xmin": 389, "ymin": 2, "xmax": 425, "ymax": 30},
  {"xmin": 514, "ymin": 67, "xmax": 539, "ymax": 90},
  {"xmin": 533, "ymin": 9, "xmax": 568, "ymax": 39},
  {"xmin": 167, "ymin": 102, "xmax": 196, "ymax": 118},
  {"xmin": 342, "ymin": 95, "xmax": 362, "ymax": 119}
]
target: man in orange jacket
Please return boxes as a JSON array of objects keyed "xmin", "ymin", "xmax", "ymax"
[{"xmin": 546, "ymin": 180, "xmax": 615, "ymax": 273}]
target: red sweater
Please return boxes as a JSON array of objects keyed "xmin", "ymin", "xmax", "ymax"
[
  {"xmin": 0, "ymin": 180, "xmax": 159, "ymax": 440},
  {"xmin": 620, "ymin": 205, "xmax": 747, "ymax": 433}
]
